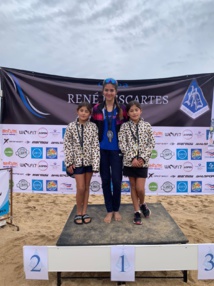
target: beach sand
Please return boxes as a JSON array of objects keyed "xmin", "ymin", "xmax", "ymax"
[{"xmin": 1, "ymin": 193, "xmax": 214, "ymax": 286}]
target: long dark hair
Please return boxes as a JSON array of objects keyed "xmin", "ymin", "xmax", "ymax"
[{"xmin": 102, "ymin": 78, "xmax": 123, "ymax": 120}]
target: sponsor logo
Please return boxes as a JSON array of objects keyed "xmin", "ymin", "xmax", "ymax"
[
  {"xmin": 32, "ymin": 141, "xmax": 48, "ymax": 144},
  {"xmin": 16, "ymin": 147, "xmax": 29, "ymax": 158},
  {"xmin": 17, "ymin": 179, "xmax": 30, "ymax": 190},
  {"xmin": 164, "ymin": 164, "xmax": 182, "ymax": 169},
  {"xmin": 50, "ymin": 129, "xmax": 61, "ymax": 137},
  {"xmin": 183, "ymin": 161, "xmax": 193, "ymax": 172},
  {"xmin": 161, "ymin": 181, "xmax": 175, "ymax": 193},
  {"xmin": 196, "ymin": 175, "xmax": 214, "ymax": 178},
  {"xmin": 90, "ymin": 181, "xmax": 101, "ymax": 192},
  {"xmin": 3, "ymin": 161, "xmax": 18, "ymax": 167},
  {"xmin": 46, "ymin": 180, "xmax": 58, "ymax": 192},
  {"xmin": 195, "ymin": 163, "xmax": 205, "ymax": 170},
  {"xmin": 4, "ymin": 147, "xmax": 13, "ymax": 157},
  {"xmin": 62, "ymin": 161, "xmax": 66, "ymax": 172},
  {"xmin": 150, "ymin": 150, "xmax": 158, "ymax": 159},
  {"xmin": 50, "ymin": 162, "xmax": 60, "ymax": 169},
  {"xmin": 205, "ymin": 151, "xmax": 214, "ymax": 158},
  {"xmin": 31, "ymin": 147, "xmax": 43, "ymax": 159},
  {"xmin": 177, "ymin": 142, "xmax": 193, "ymax": 146},
  {"xmin": 46, "ymin": 147, "xmax": 57, "ymax": 159},
  {"xmin": 32, "ymin": 180, "xmax": 43, "ymax": 191},
  {"xmin": 149, "ymin": 163, "xmax": 162, "ymax": 170},
  {"xmin": 191, "ymin": 149, "xmax": 202, "ymax": 160},
  {"xmin": 148, "ymin": 182, "xmax": 158, "ymax": 192},
  {"xmin": 195, "ymin": 131, "xmax": 204, "ymax": 138},
  {"xmin": 176, "ymin": 149, "xmax": 188, "ymax": 160},
  {"xmin": 165, "ymin": 132, "xmax": 181, "ymax": 137},
  {"xmin": 37, "ymin": 127, "xmax": 48, "ymax": 138},
  {"xmin": 20, "ymin": 163, "xmax": 37, "ymax": 168},
  {"xmin": 160, "ymin": 149, "xmax": 174, "ymax": 160},
  {"xmin": 121, "ymin": 181, "xmax": 130, "ymax": 193},
  {"xmin": 19, "ymin": 130, "xmax": 37, "ymax": 135},
  {"xmin": 2, "ymin": 129, "xmax": 17, "ymax": 135},
  {"xmin": 182, "ymin": 129, "xmax": 193, "ymax": 140},
  {"xmin": 3, "ymin": 138, "xmax": 23, "ymax": 144},
  {"xmin": 176, "ymin": 181, "xmax": 188, "ymax": 193},
  {"xmin": 148, "ymin": 173, "xmax": 154, "ymax": 178},
  {"xmin": 177, "ymin": 175, "xmax": 193, "ymax": 178},
  {"xmin": 180, "ymin": 79, "xmax": 209, "ymax": 119},
  {"xmin": 191, "ymin": 181, "xmax": 202, "ymax": 193},
  {"xmin": 50, "ymin": 141, "xmax": 63, "ymax": 144},
  {"xmin": 206, "ymin": 162, "xmax": 214, "ymax": 172},
  {"xmin": 38, "ymin": 160, "xmax": 48, "ymax": 171},
  {"xmin": 153, "ymin": 131, "xmax": 163, "ymax": 138},
  {"xmin": 205, "ymin": 183, "xmax": 214, "ymax": 191},
  {"xmin": 62, "ymin": 128, "xmax": 66, "ymax": 138},
  {"xmin": 60, "ymin": 183, "xmax": 73, "ymax": 191}
]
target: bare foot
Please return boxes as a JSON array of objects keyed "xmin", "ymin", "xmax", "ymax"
[
  {"xmin": 114, "ymin": 211, "xmax": 122, "ymax": 221},
  {"xmin": 104, "ymin": 212, "xmax": 113, "ymax": 223}
]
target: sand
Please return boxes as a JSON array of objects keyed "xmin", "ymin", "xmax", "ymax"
[{"xmin": 1, "ymin": 193, "xmax": 214, "ymax": 286}]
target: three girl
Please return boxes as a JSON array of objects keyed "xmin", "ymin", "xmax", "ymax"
[
  {"xmin": 64, "ymin": 102, "xmax": 100, "ymax": 225},
  {"xmin": 118, "ymin": 101, "xmax": 155, "ymax": 225}
]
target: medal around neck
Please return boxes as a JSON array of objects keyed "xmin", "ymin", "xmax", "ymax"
[{"xmin": 107, "ymin": 130, "xmax": 114, "ymax": 142}]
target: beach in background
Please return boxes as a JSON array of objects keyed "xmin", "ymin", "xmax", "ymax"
[{"xmin": 1, "ymin": 193, "xmax": 214, "ymax": 286}]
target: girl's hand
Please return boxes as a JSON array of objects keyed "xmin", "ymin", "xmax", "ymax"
[
  {"xmin": 68, "ymin": 165, "xmax": 75, "ymax": 173},
  {"xmin": 131, "ymin": 158, "xmax": 140, "ymax": 167},
  {"xmin": 138, "ymin": 158, "xmax": 144, "ymax": 167}
]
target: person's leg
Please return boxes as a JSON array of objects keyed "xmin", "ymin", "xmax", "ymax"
[
  {"xmin": 136, "ymin": 177, "xmax": 151, "ymax": 217},
  {"xmin": 129, "ymin": 177, "xmax": 139, "ymax": 212},
  {"xmin": 135, "ymin": 178, "xmax": 146, "ymax": 205},
  {"xmin": 74, "ymin": 174, "xmax": 85, "ymax": 224},
  {"xmin": 110, "ymin": 150, "xmax": 123, "ymax": 221},
  {"xmin": 129, "ymin": 176, "xmax": 142, "ymax": 224},
  {"xmin": 82, "ymin": 172, "xmax": 93, "ymax": 223},
  {"xmin": 100, "ymin": 150, "xmax": 113, "ymax": 222}
]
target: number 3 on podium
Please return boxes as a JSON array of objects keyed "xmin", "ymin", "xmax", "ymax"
[{"xmin": 198, "ymin": 244, "xmax": 214, "ymax": 280}]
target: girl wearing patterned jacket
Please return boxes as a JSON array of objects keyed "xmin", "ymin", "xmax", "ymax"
[
  {"xmin": 64, "ymin": 102, "xmax": 100, "ymax": 225},
  {"xmin": 91, "ymin": 78, "xmax": 128, "ymax": 223},
  {"xmin": 118, "ymin": 101, "xmax": 155, "ymax": 225}
]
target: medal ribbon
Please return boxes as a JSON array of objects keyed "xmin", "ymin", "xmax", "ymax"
[
  {"xmin": 76, "ymin": 122, "xmax": 84, "ymax": 163},
  {"xmin": 129, "ymin": 122, "xmax": 139, "ymax": 157}
]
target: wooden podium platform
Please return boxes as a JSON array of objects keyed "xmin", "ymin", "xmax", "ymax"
[
  {"xmin": 54, "ymin": 203, "xmax": 189, "ymax": 285},
  {"xmin": 57, "ymin": 203, "xmax": 188, "ymax": 246}
]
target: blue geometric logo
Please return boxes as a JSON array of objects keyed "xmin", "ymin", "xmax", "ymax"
[
  {"xmin": 32, "ymin": 180, "xmax": 43, "ymax": 191},
  {"xmin": 31, "ymin": 147, "xmax": 43, "ymax": 159},
  {"xmin": 176, "ymin": 181, "xmax": 188, "ymax": 193},
  {"xmin": 180, "ymin": 79, "xmax": 209, "ymax": 119},
  {"xmin": 206, "ymin": 162, "xmax": 214, "ymax": 172},
  {"xmin": 176, "ymin": 149, "xmax": 188, "ymax": 160}
]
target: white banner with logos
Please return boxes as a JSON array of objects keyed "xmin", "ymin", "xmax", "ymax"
[
  {"xmin": 0, "ymin": 169, "xmax": 10, "ymax": 217},
  {"xmin": 0, "ymin": 124, "xmax": 213, "ymax": 195}
]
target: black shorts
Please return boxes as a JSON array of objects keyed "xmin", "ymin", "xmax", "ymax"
[
  {"xmin": 73, "ymin": 165, "xmax": 93, "ymax": 175},
  {"xmin": 66, "ymin": 166, "xmax": 93, "ymax": 177},
  {"xmin": 123, "ymin": 167, "xmax": 148, "ymax": 178}
]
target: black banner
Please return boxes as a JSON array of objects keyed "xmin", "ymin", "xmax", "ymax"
[{"xmin": 1, "ymin": 67, "xmax": 213, "ymax": 126}]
